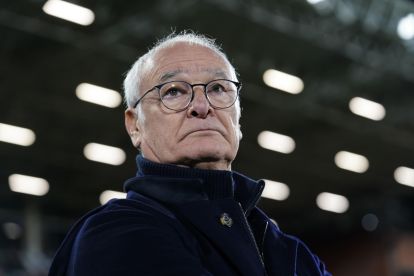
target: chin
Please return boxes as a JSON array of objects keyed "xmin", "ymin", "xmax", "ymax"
[
  {"xmin": 183, "ymin": 144, "xmax": 235, "ymax": 165},
  {"xmin": 176, "ymin": 135, "xmax": 238, "ymax": 166}
]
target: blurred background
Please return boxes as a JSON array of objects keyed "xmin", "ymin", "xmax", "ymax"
[{"xmin": 1, "ymin": 0, "xmax": 414, "ymax": 275}]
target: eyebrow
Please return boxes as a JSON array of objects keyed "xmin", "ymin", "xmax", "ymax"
[
  {"xmin": 159, "ymin": 70, "xmax": 183, "ymax": 83},
  {"xmin": 213, "ymin": 70, "xmax": 228, "ymax": 79},
  {"xmin": 158, "ymin": 69, "xmax": 230, "ymax": 83}
]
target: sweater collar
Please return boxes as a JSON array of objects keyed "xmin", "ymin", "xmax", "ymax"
[
  {"xmin": 124, "ymin": 155, "xmax": 265, "ymax": 214},
  {"xmin": 135, "ymin": 155, "xmax": 234, "ymax": 200}
]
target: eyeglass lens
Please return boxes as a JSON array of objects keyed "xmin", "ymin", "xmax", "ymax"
[{"xmin": 159, "ymin": 80, "xmax": 238, "ymax": 110}]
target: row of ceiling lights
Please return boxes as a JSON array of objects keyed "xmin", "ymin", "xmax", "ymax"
[
  {"xmin": 260, "ymin": 68, "xmax": 413, "ymax": 214},
  {"xmin": 253, "ymin": 76, "xmax": 393, "ymax": 228}
]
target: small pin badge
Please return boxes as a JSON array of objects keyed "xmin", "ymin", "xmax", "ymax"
[{"xmin": 219, "ymin": 213, "xmax": 233, "ymax": 227}]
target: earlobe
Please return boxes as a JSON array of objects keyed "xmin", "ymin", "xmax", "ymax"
[
  {"xmin": 130, "ymin": 131, "xmax": 141, "ymax": 148},
  {"xmin": 237, "ymin": 124, "xmax": 243, "ymax": 141},
  {"xmin": 125, "ymin": 108, "xmax": 141, "ymax": 149}
]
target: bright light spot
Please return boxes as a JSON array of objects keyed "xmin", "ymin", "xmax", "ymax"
[
  {"xmin": 397, "ymin": 13, "xmax": 414, "ymax": 40},
  {"xmin": 42, "ymin": 0, "xmax": 95, "ymax": 26},
  {"xmin": 76, "ymin": 83, "xmax": 122, "ymax": 108},
  {"xmin": 361, "ymin": 213, "xmax": 379, "ymax": 232},
  {"xmin": 263, "ymin": 69, "xmax": 304, "ymax": 94},
  {"xmin": 316, "ymin": 192, "xmax": 349, "ymax": 213},
  {"xmin": 99, "ymin": 190, "xmax": 126, "ymax": 205},
  {"xmin": 2, "ymin": 222, "xmax": 22, "ymax": 240},
  {"xmin": 349, "ymin": 97, "xmax": 386, "ymax": 121},
  {"xmin": 8, "ymin": 174, "xmax": 49, "ymax": 196},
  {"xmin": 394, "ymin": 166, "xmax": 414, "ymax": 188},
  {"xmin": 307, "ymin": 0, "xmax": 326, "ymax": 4},
  {"xmin": 258, "ymin": 131, "xmax": 295, "ymax": 154},
  {"xmin": 83, "ymin": 143, "xmax": 126, "ymax": 166},
  {"xmin": 261, "ymin": 179, "xmax": 290, "ymax": 201},
  {"xmin": 0, "ymin": 123, "xmax": 36, "ymax": 146},
  {"xmin": 334, "ymin": 151, "xmax": 369, "ymax": 173}
]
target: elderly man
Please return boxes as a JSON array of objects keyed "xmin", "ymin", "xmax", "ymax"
[{"xmin": 49, "ymin": 32, "xmax": 331, "ymax": 276}]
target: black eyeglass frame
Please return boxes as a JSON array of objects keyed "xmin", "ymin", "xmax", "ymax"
[{"xmin": 132, "ymin": 78, "xmax": 242, "ymax": 111}]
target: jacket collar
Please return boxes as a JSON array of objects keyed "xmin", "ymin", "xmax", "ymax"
[{"xmin": 124, "ymin": 155, "xmax": 265, "ymax": 214}]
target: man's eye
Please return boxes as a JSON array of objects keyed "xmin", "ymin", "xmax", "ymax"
[
  {"xmin": 162, "ymin": 87, "xmax": 187, "ymax": 99},
  {"xmin": 165, "ymin": 88, "xmax": 180, "ymax": 97},
  {"xmin": 209, "ymin": 84, "xmax": 226, "ymax": 93}
]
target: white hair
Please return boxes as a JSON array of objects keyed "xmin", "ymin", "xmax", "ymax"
[{"xmin": 123, "ymin": 31, "xmax": 240, "ymax": 116}]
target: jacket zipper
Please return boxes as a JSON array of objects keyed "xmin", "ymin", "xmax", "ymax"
[
  {"xmin": 261, "ymin": 221, "xmax": 269, "ymax": 266},
  {"xmin": 238, "ymin": 203, "xmax": 267, "ymax": 275}
]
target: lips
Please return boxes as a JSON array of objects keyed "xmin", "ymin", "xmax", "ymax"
[
  {"xmin": 181, "ymin": 125, "xmax": 225, "ymax": 141},
  {"xmin": 186, "ymin": 128, "xmax": 221, "ymax": 136}
]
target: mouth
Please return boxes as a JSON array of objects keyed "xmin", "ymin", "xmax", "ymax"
[
  {"xmin": 188, "ymin": 128, "xmax": 221, "ymax": 135},
  {"xmin": 181, "ymin": 128, "xmax": 224, "ymax": 141}
]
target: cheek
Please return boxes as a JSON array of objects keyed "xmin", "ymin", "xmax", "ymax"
[
  {"xmin": 231, "ymin": 110, "xmax": 241, "ymax": 137},
  {"xmin": 224, "ymin": 112, "xmax": 241, "ymax": 147},
  {"xmin": 143, "ymin": 119, "xmax": 166, "ymax": 143},
  {"xmin": 141, "ymin": 110, "xmax": 178, "ymax": 146}
]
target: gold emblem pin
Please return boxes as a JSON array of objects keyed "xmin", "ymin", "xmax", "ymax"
[{"xmin": 219, "ymin": 213, "xmax": 233, "ymax": 227}]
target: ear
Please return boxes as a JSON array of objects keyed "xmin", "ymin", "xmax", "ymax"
[
  {"xmin": 237, "ymin": 124, "xmax": 243, "ymax": 141},
  {"xmin": 125, "ymin": 108, "xmax": 141, "ymax": 149}
]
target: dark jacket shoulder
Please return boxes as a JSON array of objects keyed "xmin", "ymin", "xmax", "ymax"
[{"xmin": 50, "ymin": 194, "xmax": 211, "ymax": 276}]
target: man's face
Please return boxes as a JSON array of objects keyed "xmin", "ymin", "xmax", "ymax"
[{"xmin": 125, "ymin": 43, "xmax": 241, "ymax": 170}]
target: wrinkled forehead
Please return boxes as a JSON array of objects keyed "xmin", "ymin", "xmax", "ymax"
[
  {"xmin": 156, "ymin": 68, "xmax": 230, "ymax": 83},
  {"xmin": 148, "ymin": 43, "xmax": 237, "ymax": 84}
]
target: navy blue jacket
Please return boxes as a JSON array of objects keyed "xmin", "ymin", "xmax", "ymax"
[{"xmin": 49, "ymin": 157, "xmax": 331, "ymax": 275}]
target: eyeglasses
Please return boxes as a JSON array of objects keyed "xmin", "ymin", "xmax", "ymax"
[{"xmin": 132, "ymin": 79, "xmax": 241, "ymax": 111}]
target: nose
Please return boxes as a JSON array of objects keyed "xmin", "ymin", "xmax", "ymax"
[{"xmin": 187, "ymin": 86, "xmax": 211, "ymax": 118}]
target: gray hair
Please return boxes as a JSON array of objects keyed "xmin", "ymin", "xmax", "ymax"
[{"xmin": 123, "ymin": 31, "xmax": 239, "ymax": 109}]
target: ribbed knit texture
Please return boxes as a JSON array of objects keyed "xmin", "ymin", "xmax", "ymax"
[{"xmin": 136, "ymin": 155, "xmax": 234, "ymax": 200}]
